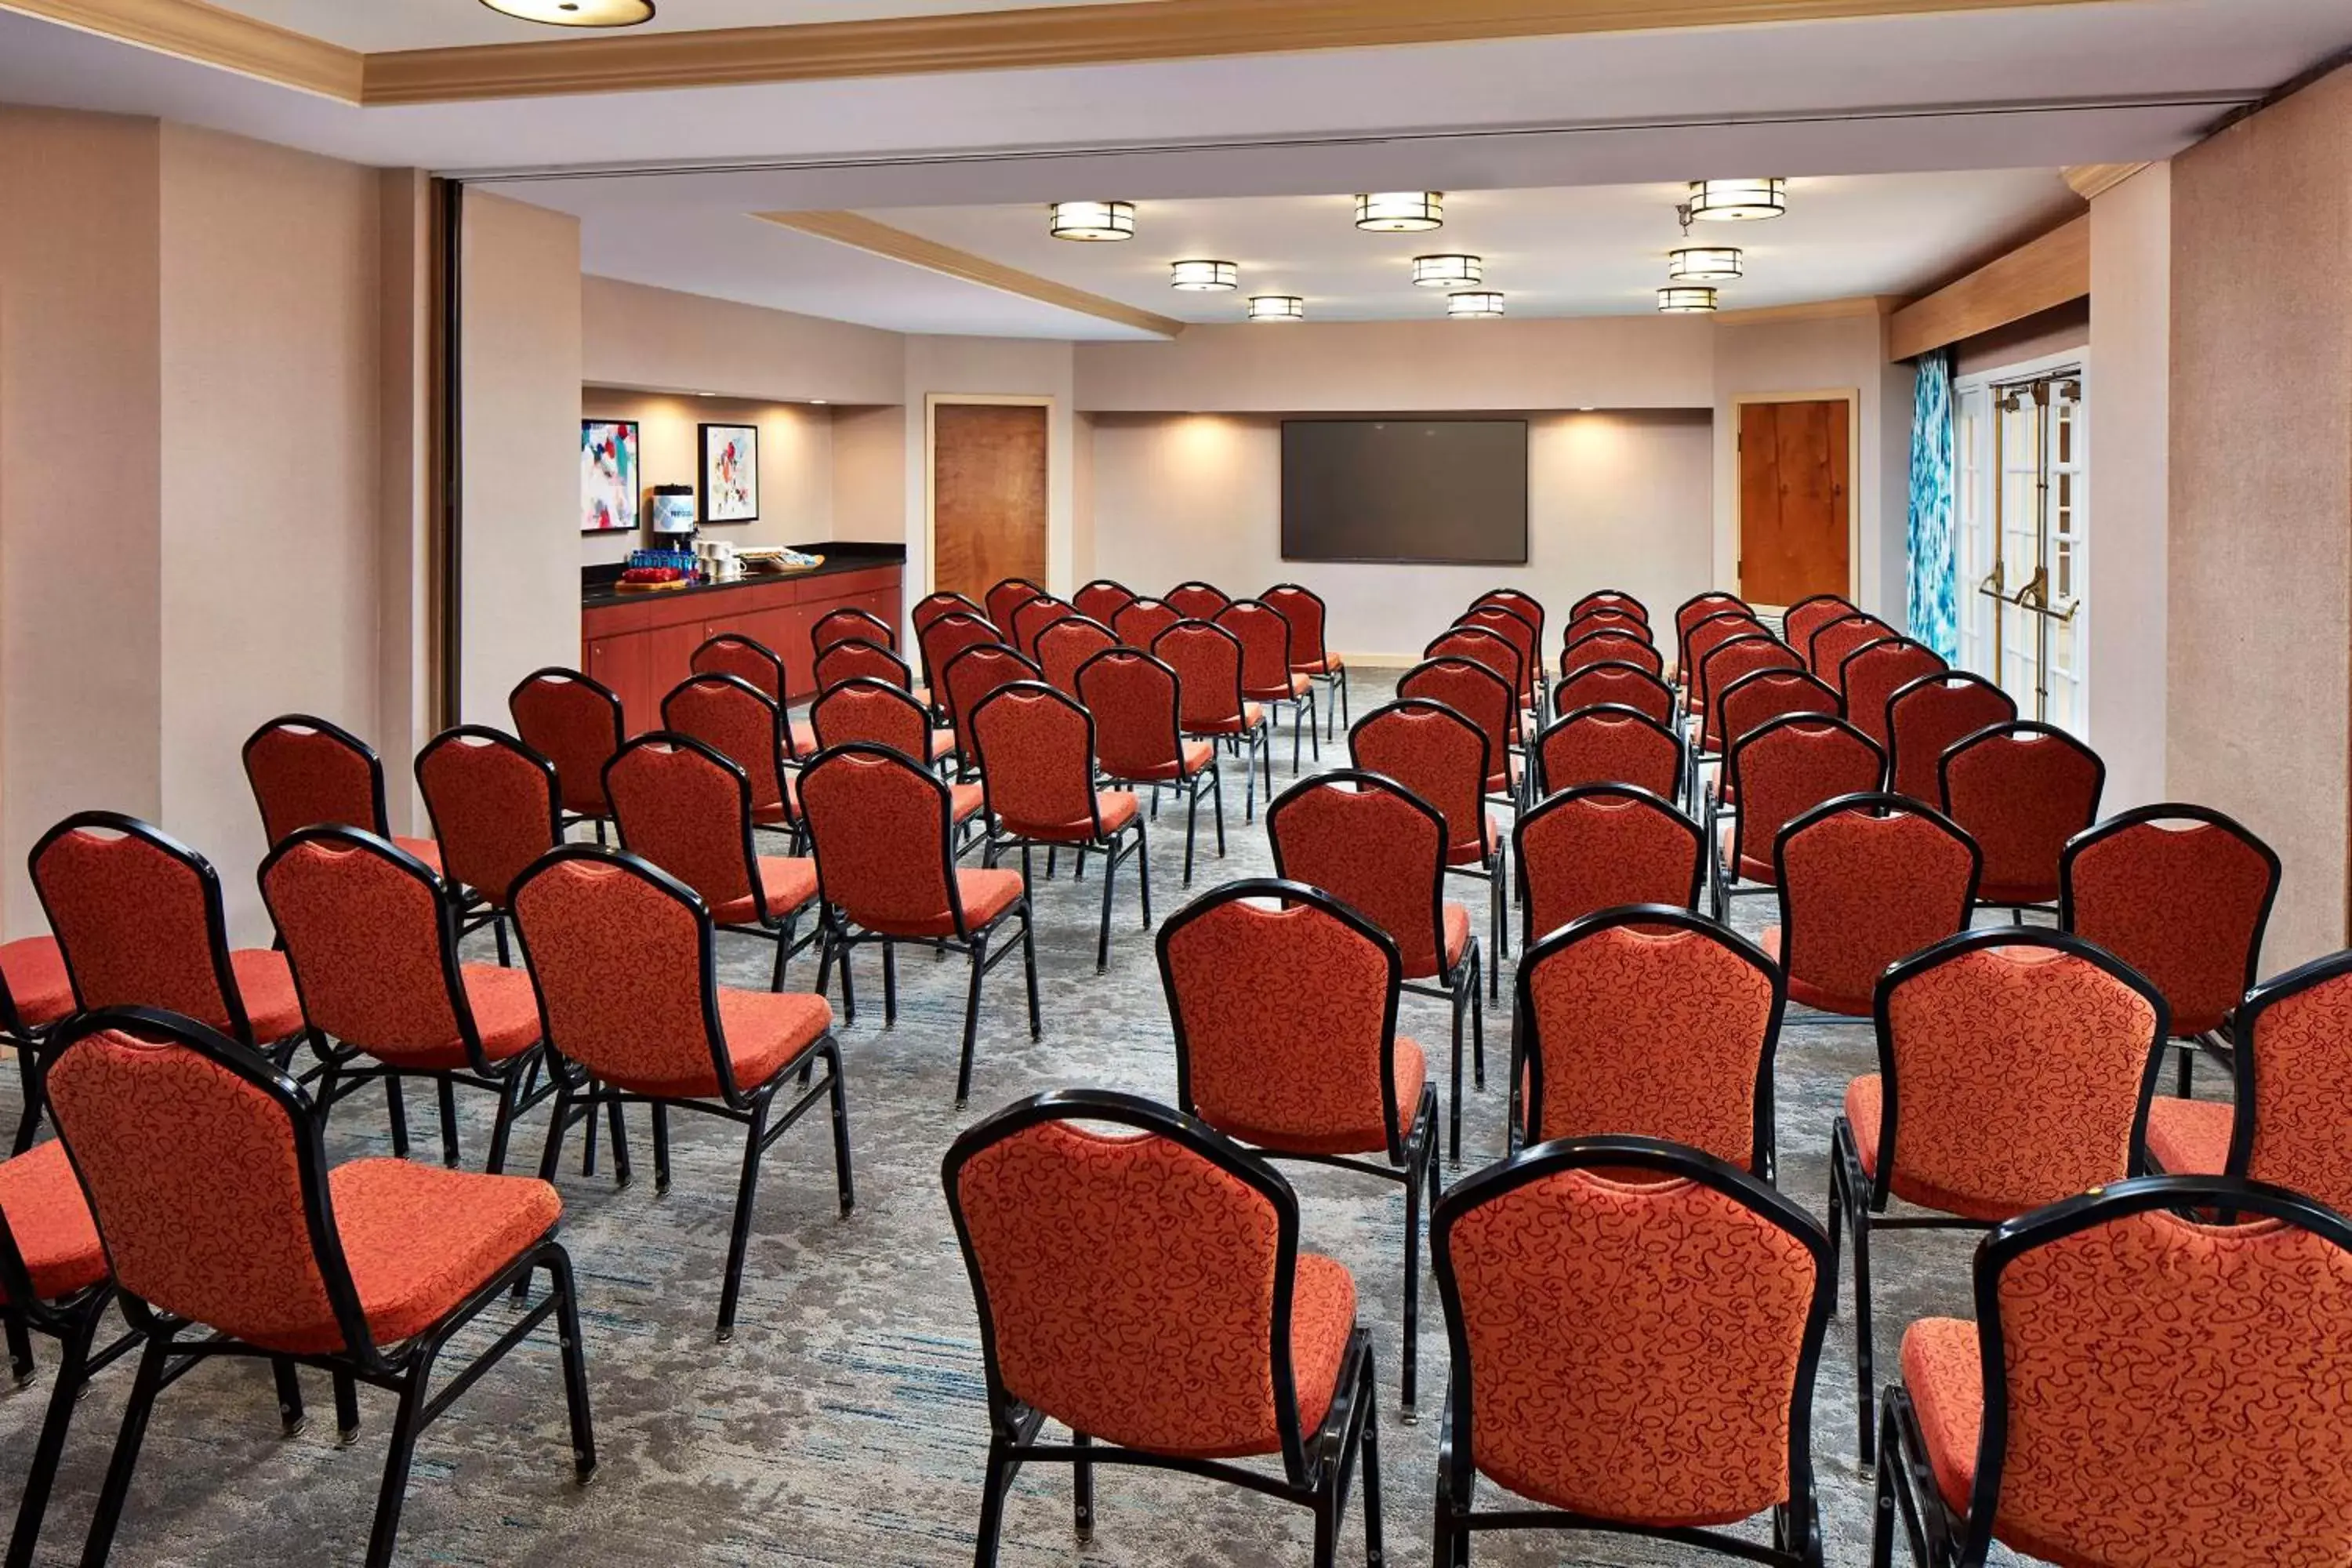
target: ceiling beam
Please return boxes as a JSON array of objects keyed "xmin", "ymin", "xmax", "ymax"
[
  {"xmin": 1886, "ymin": 212, "xmax": 2089, "ymax": 361},
  {"xmin": 755, "ymin": 210, "xmax": 1187, "ymax": 339},
  {"xmin": 2062, "ymin": 162, "xmax": 2153, "ymax": 200},
  {"xmin": 0, "ymin": 0, "xmax": 361, "ymax": 100},
  {"xmin": 1715, "ymin": 295, "xmax": 1902, "ymax": 325}
]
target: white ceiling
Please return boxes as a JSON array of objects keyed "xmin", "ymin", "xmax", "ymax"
[{"xmin": 214, "ymin": 0, "xmax": 1140, "ymax": 53}]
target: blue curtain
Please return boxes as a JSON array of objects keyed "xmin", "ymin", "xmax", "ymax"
[{"xmin": 1905, "ymin": 350, "xmax": 1959, "ymax": 660}]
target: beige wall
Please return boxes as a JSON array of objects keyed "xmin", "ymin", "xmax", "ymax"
[
  {"xmin": 582, "ymin": 274, "xmax": 902, "ymax": 405},
  {"xmin": 830, "ymin": 403, "xmax": 906, "ymax": 545},
  {"xmin": 1087, "ymin": 410, "xmax": 1713, "ymax": 662},
  {"xmin": 579, "ymin": 388, "xmax": 833, "ymax": 565},
  {"xmin": 460, "ymin": 191, "xmax": 583, "ymax": 728},
  {"xmin": 376, "ymin": 169, "xmax": 435, "ymax": 839},
  {"xmin": 2170, "ymin": 67, "xmax": 2352, "ymax": 967}
]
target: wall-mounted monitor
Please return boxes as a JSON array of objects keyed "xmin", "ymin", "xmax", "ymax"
[{"xmin": 1280, "ymin": 416, "xmax": 1529, "ymax": 565}]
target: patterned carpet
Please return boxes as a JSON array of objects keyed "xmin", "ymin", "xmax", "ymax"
[{"xmin": 0, "ymin": 670, "xmax": 2201, "ymax": 1566}]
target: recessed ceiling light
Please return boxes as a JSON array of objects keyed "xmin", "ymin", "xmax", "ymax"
[
  {"xmin": 1170, "ymin": 260, "xmax": 1239, "ymax": 292},
  {"xmin": 1684, "ymin": 179, "xmax": 1786, "ymax": 221},
  {"xmin": 810, "ymin": 398, "xmax": 828, "ymax": 405},
  {"xmin": 1049, "ymin": 201, "xmax": 1135, "ymax": 241},
  {"xmin": 1668, "ymin": 245, "xmax": 1744, "ymax": 282},
  {"xmin": 1355, "ymin": 192, "xmax": 1443, "ymax": 232},
  {"xmin": 477, "ymin": 0, "xmax": 654, "ymax": 25},
  {"xmin": 1578, "ymin": 406, "xmax": 1596, "ymax": 412},
  {"xmin": 1658, "ymin": 286, "xmax": 1719, "ymax": 314},
  {"xmin": 1247, "ymin": 295, "xmax": 1306, "ymax": 323},
  {"xmin": 1412, "ymin": 254, "xmax": 1483, "ymax": 289},
  {"xmin": 1447, "ymin": 291, "xmax": 1506, "ymax": 318}
]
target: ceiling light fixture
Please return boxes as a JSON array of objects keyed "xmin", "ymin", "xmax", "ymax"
[
  {"xmin": 1447, "ymin": 291, "xmax": 1506, "ymax": 318},
  {"xmin": 1658, "ymin": 286, "xmax": 1719, "ymax": 314},
  {"xmin": 1412, "ymin": 254, "xmax": 1483, "ymax": 289},
  {"xmin": 477, "ymin": 0, "xmax": 654, "ymax": 25},
  {"xmin": 1048, "ymin": 201, "xmax": 1135, "ymax": 241},
  {"xmin": 1355, "ymin": 192, "xmax": 1443, "ymax": 232},
  {"xmin": 1682, "ymin": 179, "xmax": 1786, "ymax": 222},
  {"xmin": 1668, "ymin": 245, "xmax": 1744, "ymax": 282},
  {"xmin": 1170, "ymin": 260, "xmax": 1239, "ymax": 292},
  {"xmin": 1247, "ymin": 295, "xmax": 1306, "ymax": 323}
]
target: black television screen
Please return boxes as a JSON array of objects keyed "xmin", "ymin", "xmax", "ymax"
[{"xmin": 1280, "ymin": 417, "xmax": 1529, "ymax": 565}]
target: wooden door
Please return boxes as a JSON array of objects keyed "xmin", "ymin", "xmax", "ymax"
[
  {"xmin": 1738, "ymin": 399, "xmax": 1850, "ymax": 608},
  {"xmin": 933, "ymin": 402, "xmax": 1048, "ymax": 606}
]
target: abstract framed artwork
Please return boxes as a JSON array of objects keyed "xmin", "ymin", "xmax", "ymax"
[
  {"xmin": 700, "ymin": 423, "xmax": 760, "ymax": 524},
  {"xmin": 580, "ymin": 419, "xmax": 641, "ymax": 533}
]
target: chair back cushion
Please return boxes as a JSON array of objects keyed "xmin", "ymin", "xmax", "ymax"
[
  {"xmin": 34, "ymin": 821, "xmax": 237, "ymax": 1033},
  {"xmin": 814, "ymin": 637, "xmax": 912, "ymax": 695},
  {"xmin": 811, "ymin": 679, "xmax": 932, "ymax": 759},
  {"xmin": 918, "ymin": 611, "xmax": 1003, "ymax": 693},
  {"xmin": 1700, "ymin": 637, "xmax": 1803, "ymax": 750},
  {"xmin": 972, "ymin": 684, "xmax": 1100, "ymax": 837},
  {"xmin": 1457, "ymin": 606, "xmax": 1539, "ymax": 702},
  {"xmin": 1080, "ymin": 650, "xmax": 1188, "ymax": 781},
  {"xmin": 1675, "ymin": 591, "xmax": 1749, "ymax": 645},
  {"xmin": 416, "ymin": 729, "xmax": 557, "ymax": 909},
  {"xmin": 1399, "ymin": 659, "xmax": 1515, "ymax": 784},
  {"xmin": 813, "ymin": 607, "xmax": 895, "ymax": 654},
  {"xmin": 1351, "ymin": 702, "xmax": 1490, "ymax": 862},
  {"xmin": 511, "ymin": 855, "xmax": 720, "ymax": 1094},
  {"xmin": 1885, "ymin": 673, "xmax": 2016, "ymax": 803},
  {"xmin": 689, "ymin": 633, "xmax": 786, "ymax": 705},
  {"xmin": 1570, "ymin": 589, "xmax": 1648, "ymax": 626},
  {"xmin": 1517, "ymin": 787, "xmax": 1701, "ymax": 938},
  {"xmin": 263, "ymin": 833, "xmax": 463, "ymax": 1059},
  {"xmin": 662, "ymin": 675, "xmax": 791, "ymax": 822},
  {"xmin": 1425, "ymin": 626, "xmax": 1523, "ymax": 705},
  {"xmin": 1564, "ymin": 608, "xmax": 1650, "ymax": 648},
  {"xmin": 1166, "ymin": 582, "xmax": 1232, "ymax": 622},
  {"xmin": 1726, "ymin": 717, "xmax": 1885, "ymax": 877},
  {"xmin": 1537, "ymin": 706, "xmax": 1681, "ymax": 800},
  {"xmin": 1552, "ymin": 660, "xmax": 1673, "ymax": 726},
  {"xmin": 1011, "ymin": 596, "xmax": 1074, "ymax": 660},
  {"xmin": 912, "ymin": 591, "xmax": 981, "ymax": 634},
  {"xmin": 1112, "ymin": 597, "xmax": 1181, "ymax": 650},
  {"xmin": 2063, "ymin": 812, "xmax": 2276, "ymax": 1037},
  {"xmin": 1718, "ymin": 668, "xmax": 1840, "ymax": 753},
  {"xmin": 1036, "ymin": 615, "xmax": 1117, "ymax": 695},
  {"xmin": 942, "ymin": 643, "xmax": 1040, "ymax": 750},
  {"xmin": 1682, "ymin": 612, "xmax": 1762, "ymax": 692},
  {"xmin": 510, "ymin": 670, "xmax": 623, "ymax": 818},
  {"xmin": 2240, "ymin": 961, "xmax": 2352, "ymax": 1211},
  {"xmin": 984, "ymin": 578, "xmax": 1045, "ymax": 633},
  {"xmin": 1217, "ymin": 601, "xmax": 1300, "ymax": 701},
  {"xmin": 245, "ymin": 719, "xmax": 385, "ymax": 848},
  {"xmin": 1562, "ymin": 630, "xmax": 1664, "ymax": 680},
  {"xmin": 1838, "ymin": 638, "xmax": 1946, "ymax": 746},
  {"xmin": 1073, "ymin": 580, "xmax": 1136, "ymax": 624},
  {"xmin": 1269, "ymin": 778, "xmax": 1450, "ymax": 979},
  {"xmin": 1153, "ymin": 621, "xmax": 1249, "ymax": 731},
  {"xmin": 1475, "ymin": 589, "xmax": 1547, "ymax": 644},
  {"xmin": 1262, "ymin": 585, "xmax": 1331, "ymax": 666},
  {"xmin": 1940, "ymin": 724, "xmax": 2104, "ymax": 905},
  {"xmin": 1805, "ymin": 614, "xmax": 1891, "ymax": 688},
  {"xmin": 604, "ymin": 739, "xmax": 760, "ymax": 921},
  {"xmin": 1781, "ymin": 595, "xmax": 1855, "ymax": 661},
  {"xmin": 800, "ymin": 749, "xmax": 962, "ymax": 937},
  {"xmin": 1776, "ymin": 800, "xmax": 1976, "ymax": 1014}
]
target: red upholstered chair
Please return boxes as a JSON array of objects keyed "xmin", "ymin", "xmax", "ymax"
[
  {"xmin": 510, "ymin": 847, "xmax": 851, "ymax": 1338},
  {"xmin": 1698, "ymin": 634, "xmax": 1803, "ymax": 756},
  {"xmin": 1780, "ymin": 593, "xmax": 1854, "ymax": 663},
  {"xmin": 810, "ymin": 678, "xmax": 978, "ymax": 834},
  {"xmin": 1715, "ymin": 716, "xmax": 1885, "ymax": 921},
  {"xmin": 1035, "ymin": 613, "xmax": 1116, "ymax": 695},
  {"xmin": 509, "ymin": 666, "xmax": 626, "ymax": 839},
  {"xmin": 1568, "ymin": 587, "xmax": 1648, "ymax": 626},
  {"xmin": 1551, "ymin": 659, "xmax": 1675, "ymax": 728},
  {"xmin": 799, "ymin": 745, "xmax": 1038, "ymax": 1105},
  {"xmin": 1563, "ymin": 608, "xmax": 1651, "ymax": 650},
  {"xmin": 1716, "ymin": 666, "xmax": 1839, "ymax": 757},
  {"xmin": 662, "ymin": 673, "xmax": 807, "ymax": 849},
  {"xmin": 601, "ymin": 733, "xmax": 820, "ymax": 989},
  {"xmin": 1073, "ymin": 578, "xmax": 1136, "ymax": 624},
  {"xmin": 0, "ymin": 1129, "xmax": 114, "ymax": 1568},
  {"xmin": 1351, "ymin": 700, "xmax": 1508, "ymax": 1005},
  {"xmin": 690, "ymin": 630, "xmax": 791, "ymax": 714},
  {"xmin": 811, "ymin": 606, "xmax": 896, "ymax": 659},
  {"xmin": 1827, "ymin": 927, "xmax": 2165, "ymax": 1463},
  {"xmin": 1399, "ymin": 657, "xmax": 1521, "ymax": 810},
  {"xmin": 1159, "ymin": 880, "xmax": 1439, "ymax": 1416},
  {"xmin": 1674, "ymin": 593, "xmax": 1751, "ymax": 682},
  {"xmin": 2063, "ymin": 804, "xmax": 2279, "ymax": 1099},
  {"xmin": 1472, "ymin": 587, "xmax": 1547, "ymax": 655},
  {"xmin": 1078, "ymin": 646, "xmax": 1224, "ymax": 883},
  {"xmin": 31, "ymin": 812, "xmax": 305, "ymax": 1056},
  {"xmin": 42, "ymin": 1005, "xmax": 595, "ymax": 1566},
  {"xmin": 1837, "ymin": 637, "xmax": 1945, "ymax": 747},
  {"xmin": 1885, "ymin": 671, "xmax": 2016, "ymax": 803},
  {"xmin": 917, "ymin": 610, "xmax": 1004, "ymax": 723},
  {"xmin": 1269, "ymin": 771, "xmax": 1483, "ymax": 1162},
  {"xmin": 1680, "ymin": 610, "xmax": 1762, "ymax": 705},
  {"xmin": 1432, "ymin": 1135, "xmax": 1831, "ymax": 1568},
  {"xmin": 943, "ymin": 1090, "xmax": 1381, "ymax": 1568},
  {"xmin": 1011, "ymin": 594, "xmax": 1076, "ymax": 661},
  {"xmin": 1265, "ymin": 582, "xmax": 1348, "ymax": 740},
  {"xmin": 1423, "ymin": 625, "xmax": 1526, "ymax": 744},
  {"xmin": 1512, "ymin": 906, "xmax": 1784, "ymax": 1170},
  {"xmin": 970, "ymin": 682, "xmax": 1149, "ymax": 973},
  {"xmin": 913, "ymin": 589, "xmax": 982, "ymax": 633},
  {"xmin": 983, "ymin": 576, "xmax": 1047, "ymax": 633},
  {"xmin": 261, "ymin": 826, "xmax": 554, "ymax": 1173},
  {"xmin": 413, "ymin": 725, "xmax": 561, "ymax": 967},
  {"xmin": 1873, "ymin": 1177, "xmax": 2352, "ymax": 1568},
  {"xmin": 1165, "ymin": 579, "xmax": 1232, "ymax": 622},
  {"xmin": 1803, "ymin": 612, "xmax": 1891, "ymax": 690},
  {"xmin": 1559, "ymin": 628, "xmax": 1664, "ymax": 682},
  {"xmin": 1513, "ymin": 785, "xmax": 1704, "ymax": 953},
  {"xmin": 243, "ymin": 714, "xmax": 441, "ymax": 871},
  {"xmin": 1219, "ymin": 599, "xmax": 1320, "ymax": 769},
  {"xmin": 1767, "ymin": 793, "xmax": 1979, "ymax": 1018},
  {"xmin": 1112, "ymin": 594, "xmax": 1181, "ymax": 650},
  {"xmin": 1534, "ymin": 704, "xmax": 1683, "ymax": 802},
  {"xmin": 2, "ymin": 931, "xmax": 74, "ymax": 1154},
  {"xmin": 1457, "ymin": 603, "xmax": 1541, "ymax": 713},
  {"xmin": 1940, "ymin": 721, "xmax": 2103, "ymax": 913},
  {"xmin": 1154, "ymin": 619, "xmax": 1274, "ymax": 820},
  {"xmin": 941, "ymin": 641, "xmax": 1040, "ymax": 773},
  {"xmin": 813, "ymin": 635, "xmax": 917, "ymax": 699}
]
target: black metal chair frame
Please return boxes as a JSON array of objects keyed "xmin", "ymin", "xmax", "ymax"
[
  {"xmin": 1871, "ymin": 1175, "xmax": 2350, "ymax": 1568},
  {"xmin": 1936, "ymin": 720, "xmax": 2107, "ymax": 916},
  {"xmin": 514, "ymin": 846, "xmax": 854, "ymax": 1341},
  {"xmin": 1824, "ymin": 925, "xmax": 2165, "ymax": 1468},
  {"xmin": 1076, "ymin": 646, "xmax": 1226, "ymax": 885},
  {"xmin": 1533, "ymin": 702, "xmax": 1687, "ymax": 808},
  {"xmin": 800, "ymin": 742, "xmax": 1041, "ymax": 1106},
  {"xmin": 1219, "ymin": 599, "xmax": 1323, "ymax": 771},
  {"xmin": 1433, "ymin": 1134, "xmax": 1831, "ymax": 1568},
  {"xmin": 943, "ymin": 1090, "xmax": 1383, "ymax": 1568},
  {"xmin": 241, "ymin": 711, "xmax": 403, "ymax": 851},
  {"xmin": 413, "ymin": 723, "xmax": 564, "ymax": 966},
  {"xmin": 1269, "ymin": 770, "xmax": 1485, "ymax": 1164},
  {"xmin": 1512, "ymin": 782, "xmax": 1705, "ymax": 952},
  {"xmin": 1160, "ymin": 877, "xmax": 1442, "ymax": 1417},
  {"xmin": 508, "ymin": 665, "xmax": 626, "ymax": 843},
  {"xmin": 1265, "ymin": 582, "xmax": 1351, "ymax": 741},
  {"xmin": 42, "ymin": 1005, "xmax": 595, "ymax": 1568},
  {"xmin": 1153, "ymin": 619, "xmax": 1275, "ymax": 822},
  {"xmin": 1710, "ymin": 714, "xmax": 1885, "ymax": 922}
]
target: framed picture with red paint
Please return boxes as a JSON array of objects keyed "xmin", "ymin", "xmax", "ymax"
[
  {"xmin": 699, "ymin": 423, "xmax": 759, "ymax": 524},
  {"xmin": 580, "ymin": 419, "xmax": 641, "ymax": 533}
]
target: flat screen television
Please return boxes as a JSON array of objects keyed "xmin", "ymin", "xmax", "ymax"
[{"xmin": 1280, "ymin": 417, "xmax": 1529, "ymax": 565}]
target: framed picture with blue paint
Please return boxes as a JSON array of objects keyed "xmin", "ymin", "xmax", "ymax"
[
  {"xmin": 580, "ymin": 419, "xmax": 641, "ymax": 534},
  {"xmin": 699, "ymin": 423, "xmax": 760, "ymax": 524}
]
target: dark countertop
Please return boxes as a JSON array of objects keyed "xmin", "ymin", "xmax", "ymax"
[{"xmin": 583, "ymin": 542, "xmax": 906, "ymax": 609}]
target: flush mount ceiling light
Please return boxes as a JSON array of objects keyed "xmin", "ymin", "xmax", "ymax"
[
  {"xmin": 1658, "ymin": 285, "xmax": 1720, "ymax": 314},
  {"xmin": 1447, "ymin": 291, "xmax": 1506, "ymax": 318},
  {"xmin": 1247, "ymin": 295, "xmax": 1306, "ymax": 323},
  {"xmin": 1048, "ymin": 201, "xmax": 1135, "ymax": 241},
  {"xmin": 1356, "ymin": 192, "xmax": 1443, "ymax": 232},
  {"xmin": 1682, "ymin": 179, "xmax": 1786, "ymax": 221},
  {"xmin": 477, "ymin": 0, "xmax": 654, "ymax": 24},
  {"xmin": 1412, "ymin": 253, "xmax": 1483, "ymax": 289},
  {"xmin": 1668, "ymin": 245, "xmax": 1744, "ymax": 282},
  {"xmin": 1170, "ymin": 260, "xmax": 1239, "ymax": 292}
]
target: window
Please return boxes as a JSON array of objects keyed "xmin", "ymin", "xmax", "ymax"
[{"xmin": 1955, "ymin": 358, "xmax": 2087, "ymax": 731}]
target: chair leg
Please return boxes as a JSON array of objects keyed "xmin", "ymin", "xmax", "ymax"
[
  {"xmin": 1447, "ymin": 982, "xmax": 1465, "ymax": 1166},
  {"xmin": 770, "ymin": 920, "xmax": 793, "ymax": 992},
  {"xmin": 77, "ymin": 1331, "xmax": 172, "ymax": 1568},
  {"xmin": 5, "ymin": 1316, "xmax": 31, "ymax": 1387},
  {"xmin": 1401, "ymin": 1108, "xmax": 1428, "ymax": 1423},
  {"xmin": 331, "ymin": 1367, "xmax": 361, "ymax": 1446},
  {"xmin": 972, "ymin": 1440, "xmax": 1012, "ymax": 1568},
  {"xmin": 1211, "ymin": 765, "xmax": 1228, "ymax": 856},
  {"xmin": 545, "ymin": 1247, "xmax": 600, "ymax": 1484},
  {"xmin": 821, "ymin": 1040, "xmax": 855, "ymax": 1217},
  {"xmin": 486, "ymin": 1067, "xmax": 524, "ymax": 1177},
  {"xmin": 536, "ymin": 1076, "xmax": 576, "ymax": 1184},
  {"xmin": 437, "ymin": 1076, "xmax": 461, "ymax": 1168},
  {"xmin": 493, "ymin": 914, "xmax": 512, "ymax": 967},
  {"xmin": 652, "ymin": 1103, "xmax": 673, "ymax": 1193},
  {"xmin": 883, "ymin": 940, "xmax": 898, "ymax": 1029},
  {"xmin": 716, "ymin": 1092, "xmax": 777, "ymax": 1341},
  {"xmin": 1072, "ymin": 1430, "xmax": 1095, "ymax": 1541},
  {"xmin": 384, "ymin": 1075, "xmax": 410, "ymax": 1159},
  {"xmin": 1356, "ymin": 1352, "xmax": 1385, "ymax": 1568},
  {"xmin": 1469, "ymin": 948, "xmax": 1486, "ymax": 1097},
  {"xmin": 361, "ymin": 1352, "xmax": 435, "ymax": 1568},
  {"xmin": 1852, "ymin": 1194, "xmax": 1878, "ymax": 1468},
  {"xmin": 604, "ymin": 1095, "xmax": 632, "ymax": 1189},
  {"xmin": 958, "ymin": 935, "xmax": 989, "ymax": 1108},
  {"xmin": 1183, "ymin": 775, "xmax": 1201, "ymax": 885},
  {"xmin": 271, "ymin": 1356, "xmax": 308, "ymax": 1437},
  {"xmin": 5, "ymin": 1299, "xmax": 100, "ymax": 1568},
  {"xmin": 11, "ymin": 1045, "xmax": 45, "ymax": 1156},
  {"xmin": 1134, "ymin": 823, "xmax": 1152, "ymax": 931},
  {"xmin": 2176, "ymin": 1040, "xmax": 2194, "ymax": 1098},
  {"xmin": 1020, "ymin": 909, "xmax": 1042, "ymax": 1041}
]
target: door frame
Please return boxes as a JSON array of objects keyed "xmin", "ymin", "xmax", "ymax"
[
  {"xmin": 924, "ymin": 393, "xmax": 1057, "ymax": 601},
  {"xmin": 1730, "ymin": 388, "xmax": 1861, "ymax": 610}
]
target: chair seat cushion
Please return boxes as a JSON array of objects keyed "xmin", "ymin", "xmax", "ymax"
[
  {"xmin": 752, "ymin": 773, "xmax": 803, "ymax": 828},
  {"xmin": 366, "ymin": 964, "xmax": 543, "ymax": 1071},
  {"xmin": 1188, "ymin": 703, "xmax": 1265, "ymax": 737},
  {"xmin": 1900, "ymin": 1316, "xmax": 1984, "ymax": 1515},
  {"xmin": 1292, "ymin": 655, "xmax": 1344, "ymax": 675},
  {"xmin": 700, "ymin": 989, "xmax": 833, "ymax": 1096},
  {"xmin": 1446, "ymin": 816, "xmax": 1502, "ymax": 867},
  {"xmin": 230, "ymin": 948, "xmax": 306, "ymax": 1042},
  {"xmin": 1001, "ymin": 791, "xmax": 1139, "ymax": 844},
  {"xmin": 1401, "ymin": 903, "xmax": 1474, "ymax": 983},
  {"xmin": 711, "ymin": 857, "xmax": 820, "ymax": 927},
  {"xmin": 931, "ymin": 728, "xmax": 959, "ymax": 762},
  {"xmin": 290, "ymin": 1160, "xmax": 561, "ymax": 1355},
  {"xmin": 0, "ymin": 1139, "xmax": 107, "ymax": 1303},
  {"xmin": 1718, "ymin": 822, "xmax": 1773, "ymax": 885},
  {"xmin": 1245, "ymin": 674, "xmax": 1314, "ymax": 702},
  {"xmin": 859, "ymin": 869, "xmax": 1026, "ymax": 940},
  {"xmin": 950, "ymin": 782, "xmax": 986, "ymax": 824},
  {"xmin": 1111, "ymin": 741, "xmax": 1216, "ymax": 784},
  {"xmin": 1976, "ymin": 880, "xmax": 2058, "ymax": 906},
  {"xmin": 1759, "ymin": 927, "xmax": 1870, "ymax": 1018},
  {"xmin": 392, "ymin": 836, "xmax": 441, "ymax": 873},
  {"xmin": 2143, "ymin": 1096, "xmax": 2232, "ymax": 1176},
  {"xmin": 0, "ymin": 935, "xmax": 73, "ymax": 1031},
  {"xmin": 1845, "ymin": 1075, "xmax": 2036, "ymax": 1222},
  {"xmin": 1214, "ymin": 1038, "xmax": 1428, "ymax": 1158},
  {"xmin": 789, "ymin": 717, "xmax": 820, "ymax": 759}
]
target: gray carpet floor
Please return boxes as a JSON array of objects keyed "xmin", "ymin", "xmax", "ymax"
[{"xmin": 0, "ymin": 669, "xmax": 2220, "ymax": 1566}]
